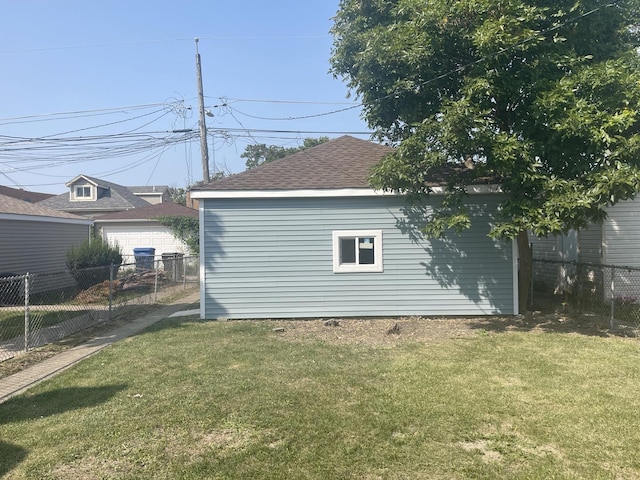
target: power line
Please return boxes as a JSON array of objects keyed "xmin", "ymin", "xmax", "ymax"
[
  {"xmin": 214, "ymin": 97, "xmax": 358, "ymax": 106},
  {"xmin": 222, "ymin": 104, "xmax": 361, "ymax": 122},
  {"xmin": 0, "ymin": 102, "xmax": 175, "ymax": 126}
]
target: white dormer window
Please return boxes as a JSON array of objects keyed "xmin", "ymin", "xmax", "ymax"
[{"xmin": 74, "ymin": 185, "xmax": 92, "ymax": 199}]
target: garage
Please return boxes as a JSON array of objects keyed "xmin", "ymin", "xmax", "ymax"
[{"xmin": 94, "ymin": 203, "xmax": 198, "ymax": 264}]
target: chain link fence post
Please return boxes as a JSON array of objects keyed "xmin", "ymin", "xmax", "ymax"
[
  {"xmin": 23, "ymin": 273, "xmax": 30, "ymax": 353},
  {"xmin": 154, "ymin": 258, "xmax": 159, "ymax": 302},
  {"xmin": 610, "ymin": 266, "xmax": 616, "ymax": 330},
  {"xmin": 109, "ymin": 263, "xmax": 114, "ymax": 321}
]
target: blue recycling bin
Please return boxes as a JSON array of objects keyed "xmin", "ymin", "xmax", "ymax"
[{"xmin": 133, "ymin": 247, "xmax": 156, "ymax": 272}]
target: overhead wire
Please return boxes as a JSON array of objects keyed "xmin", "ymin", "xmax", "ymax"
[
  {"xmin": 1, "ymin": 1, "xmax": 627, "ymax": 186},
  {"xmin": 0, "ymin": 102, "xmax": 172, "ymax": 127}
]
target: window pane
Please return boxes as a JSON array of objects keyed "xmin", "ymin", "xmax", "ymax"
[
  {"xmin": 358, "ymin": 237, "xmax": 375, "ymax": 264},
  {"xmin": 340, "ymin": 238, "xmax": 356, "ymax": 264},
  {"xmin": 76, "ymin": 186, "xmax": 90, "ymax": 197}
]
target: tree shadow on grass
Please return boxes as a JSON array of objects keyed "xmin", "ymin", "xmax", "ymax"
[
  {"xmin": 0, "ymin": 384, "xmax": 128, "ymax": 425},
  {"xmin": 0, "ymin": 384, "xmax": 126, "ymax": 474},
  {"xmin": 464, "ymin": 313, "xmax": 636, "ymax": 338},
  {"xmin": 0, "ymin": 440, "xmax": 28, "ymax": 477}
]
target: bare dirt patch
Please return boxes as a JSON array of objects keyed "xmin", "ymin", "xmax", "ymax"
[{"xmin": 268, "ymin": 311, "xmax": 638, "ymax": 347}]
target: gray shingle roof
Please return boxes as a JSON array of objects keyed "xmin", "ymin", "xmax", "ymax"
[
  {"xmin": 38, "ymin": 175, "xmax": 150, "ymax": 212},
  {"xmin": 0, "ymin": 194, "xmax": 89, "ymax": 221},
  {"xmin": 193, "ymin": 136, "xmax": 393, "ymax": 191},
  {"xmin": 94, "ymin": 202, "xmax": 198, "ymax": 221},
  {"xmin": 0, "ymin": 186, "xmax": 54, "ymax": 203}
]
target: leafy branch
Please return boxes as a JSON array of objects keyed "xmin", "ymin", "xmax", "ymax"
[{"xmin": 155, "ymin": 216, "xmax": 199, "ymax": 254}]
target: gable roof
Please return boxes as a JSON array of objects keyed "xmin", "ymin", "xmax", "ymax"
[
  {"xmin": 0, "ymin": 185, "xmax": 54, "ymax": 203},
  {"xmin": 39, "ymin": 174, "xmax": 150, "ymax": 212},
  {"xmin": 94, "ymin": 202, "xmax": 198, "ymax": 222},
  {"xmin": 0, "ymin": 194, "xmax": 91, "ymax": 224},
  {"xmin": 193, "ymin": 136, "xmax": 393, "ymax": 192}
]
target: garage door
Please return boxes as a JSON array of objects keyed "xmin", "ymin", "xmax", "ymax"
[{"xmin": 101, "ymin": 225, "xmax": 187, "ymax": 264}]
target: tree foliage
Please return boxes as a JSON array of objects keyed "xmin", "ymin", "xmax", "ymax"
[
  {"xmin": 331, "ymin": 0, "xmax": 640, "ymax": 239},
  {"xmin": 242, "ymin": 137, "xmax": 330, "ymax": 169},
  {"xmin": 155, "ymin": 216, "xmax": 199, "ymax": 254},
  {"xmin": 168, "ymin": 187, "xmax": 187, "ymax": 206}
]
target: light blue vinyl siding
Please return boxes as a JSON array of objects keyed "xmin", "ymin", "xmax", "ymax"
[
  {"xmin": 201, "ymin": 195, "xmax": 515, "ymax": 319},
  {"xmin": 604, "ymin": 199, "xmax": 640, "ymax": 267},
  {"xmin": 602, "ymin": 199, "xmax": 640, "ymax": 300}
]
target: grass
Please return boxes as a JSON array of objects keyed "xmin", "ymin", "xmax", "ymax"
[
  {"xmin": 1, "ymin": 318, "xmax": 640, "ymax": 479},
  {"xmin": 0, "ymin": 310, "xmax": 91, "ymax": 342}
]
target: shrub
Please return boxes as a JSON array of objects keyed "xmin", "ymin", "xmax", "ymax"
[{"xmin": 66, "ymin": 238, "xmax": 123, "ymax": 289}]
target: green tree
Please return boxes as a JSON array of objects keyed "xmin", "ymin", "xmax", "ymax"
[
  {"xmin": 241, "ymin": 137, "xmax": 330, "ymax": 169},
  {"xmin": 168, "ymin": 187, "xmax": 187, "ymax": 206},
  {"xmin": 331, "ymin": 0, "xmax": 640, "ymax": 309}
]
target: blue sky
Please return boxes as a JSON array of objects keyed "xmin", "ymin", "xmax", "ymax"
[{"xmin": 0, "ymin": 1, "xmax": 370, "ymax": 194}]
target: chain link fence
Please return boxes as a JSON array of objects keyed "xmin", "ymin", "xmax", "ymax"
[
  {"xmin": 531, "ymin": 258, "xmax": 640, "ymax": 334},
  {"xmin": 0, "ymin": 255, "xmax": 199, "ymax": 362}
]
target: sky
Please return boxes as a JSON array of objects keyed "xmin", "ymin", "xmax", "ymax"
[{"xmin": 0, "ymin": 1, "xmax": 371, "ymax": 194}]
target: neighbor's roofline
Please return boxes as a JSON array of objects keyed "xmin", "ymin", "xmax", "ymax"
[
  {"xmin": 190, "ymin": 185, "xmax": 502, "ymax": 199},
  {"xmin": 0, "ymin": 212, "xmax": 93, "ymax": 225}
]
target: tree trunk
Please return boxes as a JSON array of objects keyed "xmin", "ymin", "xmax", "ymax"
[{"xmin": 517, "ymin": 230, "xmax": 532, "ymax": 314}]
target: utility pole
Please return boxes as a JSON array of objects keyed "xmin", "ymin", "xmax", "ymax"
[{"xmin": 195, "ymin": 38, "xmax": 210, "ymax": 182}]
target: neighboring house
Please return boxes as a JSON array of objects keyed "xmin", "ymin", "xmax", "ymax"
[
  {"xmin": 0, "ymin": 193, "xmax": 92, "ymax": 276},
  {"xmin": 95, "ymin": 202, "xmax": 198, "ymax": 264},
  {"xmin": 128, "ymin": 185, "xmax": 170, "ymax": 205},
  {"xmin": 38, "ymin": 174, "xmax": 150, "ymax": 219},
  {"xmin": 190, "ymin": 135, "xmax": 517, "ymax": 320},
  {"xmin": 0, "ymin": 185, "xmax": 54, "ymax": 203}
]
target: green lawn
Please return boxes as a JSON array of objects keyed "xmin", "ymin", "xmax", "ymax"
[
  {"xmin": 1, "ymin": 317, "xmax": 639, "ymax": 479},
  {"xmin": 0, "ymin": 310, "xmax": 91, "ymax": 342}
]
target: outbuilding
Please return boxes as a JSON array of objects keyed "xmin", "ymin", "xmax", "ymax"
[{"xmin": 191, "ymin": 136, "xmax": 518, "ymax": 320}]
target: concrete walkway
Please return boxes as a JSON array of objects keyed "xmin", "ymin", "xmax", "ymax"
[{"xmin": 0, "ymin": 290, "xmax": 200, "ymax": 404}]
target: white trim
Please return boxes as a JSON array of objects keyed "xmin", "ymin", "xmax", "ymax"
[
  {"xmin": 332, "ymin": 230, "xmax": 384, "ymax": 273},
  {"xmin": 66, "ymin": 174, "xmax": 98, "ymax": 188},
  {"xmin": 94, "ymin": 218, "xmax": 161, "ymax": 224},
  {"xmin": 75, "ymin": 185, "xmax": 92, "ymax": 199},
  {"xmin": 199, "ymin": 206, "xmax": 206, "ymax": 319},
  {"xmin": 513, "ymin": 238, "xmax": 519, "ymax": 315},
  {"xmin": 0, "ymin": 213, "xmax": 93, "ymax": 225},
  {"xmin": 191, "ymin": 185, "xmax": 501, "ymax": 200}
]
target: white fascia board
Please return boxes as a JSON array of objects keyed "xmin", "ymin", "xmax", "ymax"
[
  {"xmin": 94, "ymin": 219, "xmax": 155, "ymax": 224},
  {"xmin": 191, "ymin": 185, "xmax": 501, "ymax": 199},
  {"xmin": 0, "ymin": 213, "xmax": 93, "ymax": 225}
]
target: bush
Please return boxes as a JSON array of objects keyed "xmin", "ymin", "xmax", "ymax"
[{"xmin": 66, "ymin": 238, "xmax": 123, "ymax": 290}]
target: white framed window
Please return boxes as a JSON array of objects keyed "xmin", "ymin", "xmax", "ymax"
[
  {"xmin": 332, "ymin": 230, "xmax": 383, "ymax": 273},
  {"xmin": 75, "ymin": 186, "xmax": 91, "ymax": 199}
]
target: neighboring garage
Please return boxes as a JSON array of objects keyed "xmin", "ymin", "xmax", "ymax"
[{"xmin": 94, "ymin": 202, "xmax": 198, "ymax": 264}]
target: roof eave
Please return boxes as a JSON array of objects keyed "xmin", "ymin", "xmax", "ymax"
[{"xmin": 191, "ymin": 185, "xmax": 502, "ymax": 200}]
